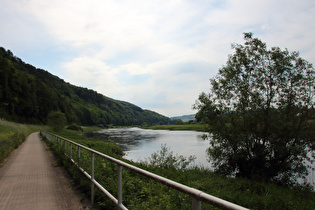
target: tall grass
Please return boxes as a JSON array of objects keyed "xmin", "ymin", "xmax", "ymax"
[{"xmin": 0, "ymin": 119, "xmax": 47, "ymax": 163}]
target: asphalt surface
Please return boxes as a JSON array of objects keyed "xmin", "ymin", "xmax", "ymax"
[{"xmin": 0, "ymin": 132, "xmax": 89, "ymax": 210}]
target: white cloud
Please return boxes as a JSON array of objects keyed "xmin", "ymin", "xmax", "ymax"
[
  {"xmin": 1, "ymin": 0, "xmax": 315, "ymax": 116},
  {"xmin": 63, "ymin": 57, "xmax": 118, "ymax": 91},
  {"xmin": 119, "ymin": 63, "xmax": 150, "ymax": 75}
]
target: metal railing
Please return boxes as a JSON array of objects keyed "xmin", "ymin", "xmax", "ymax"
[{"xmin": 40, "ymin": 130, "xmax": 248, "ymax": 210}]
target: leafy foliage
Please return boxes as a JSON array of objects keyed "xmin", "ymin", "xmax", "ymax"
[
  {"xmin": 47, "ymin": 111, "xmax": 67, "ymax": 132},
  {"xmin": 66, "ymin": 124, "xmax": 83, "ymax": 131},
  {"xmin": 0, "ymin": 47, "xmax": 172, "ymax": 126},
  {"xmin": 142, "ymin": 144, "xmax": 196, "ymax": 170},
  {"xmin": 194, "ymin": 33, "xmax": 315, "ymax": 184}
]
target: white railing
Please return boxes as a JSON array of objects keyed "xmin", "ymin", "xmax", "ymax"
[{"xmin": 40, "ymin": 130, "xmax": 248, "ymax": 210}]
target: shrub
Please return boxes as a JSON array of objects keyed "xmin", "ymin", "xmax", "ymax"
[{"xmin": 67, "ymin": 124, "xmax": 83, "ymax": 131}]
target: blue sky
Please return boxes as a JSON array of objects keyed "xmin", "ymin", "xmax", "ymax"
[{"xmin": 1, "ymin": 0, "xmax": 315, "ymax": 117}]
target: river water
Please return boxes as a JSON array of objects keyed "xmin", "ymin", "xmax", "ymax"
[
  {"xmin": 85, "ymin": 127, "xmax": 211, "ymax": 168},
  {"xmin": 85, "ymin": 127, "xmax": 314, "ymax": 189}
]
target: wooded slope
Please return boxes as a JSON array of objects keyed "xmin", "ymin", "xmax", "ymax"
[{"xmin": 0, "ymin": 47, "xmax": 172, "ymax": 126}]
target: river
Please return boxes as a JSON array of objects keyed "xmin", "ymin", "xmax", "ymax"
[
  {"xmin": 85, "ymin": 127, "xmax": 314, "ymax": 189},
  {"xmin": 85, "ymin": 127, "xmax": 211, "ymax": 168}
]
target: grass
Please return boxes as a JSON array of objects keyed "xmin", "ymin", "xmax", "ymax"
[
  {"xmin": 143, "ymin": 123, "xmax": 209, "ymax": 132},
  {"xmin": 44, "ymin": 127, "xmax": 315, "ymax": 210},
  {"xmin": 0, "ymin": 119, "xmax": 47, "ymax": 164}
]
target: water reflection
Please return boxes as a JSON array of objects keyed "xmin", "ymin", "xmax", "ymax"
[
  {"xmin": 85, "ymin": 127, "xmax": 160, "ymax": 150},
  {"xmin": 85, "ymin": 127, "xmax": 211, "ymax": 168}
]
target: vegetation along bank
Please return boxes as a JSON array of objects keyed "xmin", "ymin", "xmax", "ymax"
[{"xmin": 43, "ymin": 128, "xmax": 315, "ymax": 209}]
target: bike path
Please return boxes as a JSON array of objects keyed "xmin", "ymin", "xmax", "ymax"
[{"xmin": 0, "ymin": 132, "xmax": 88, "ymax": 210}]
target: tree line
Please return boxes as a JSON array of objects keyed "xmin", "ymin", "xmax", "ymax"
[{"xmin": 0, "ymin": 47, "xmax": 173, "ymax": 126}]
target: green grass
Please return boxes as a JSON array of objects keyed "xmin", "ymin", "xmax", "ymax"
[
  {"xmin": 46, "ymin": 127, "xmax": 124, "ymax": 158},
  {"xmin": 143, "ymin": 123, "xmax": 209, "ymax": 132},
  {"xmin": 0, "ymin": 119, "xmax": 47, "ymax": 163},
  {"xmin": 44, "ymin": 128, "xmax": 315, "ymax": 210}
]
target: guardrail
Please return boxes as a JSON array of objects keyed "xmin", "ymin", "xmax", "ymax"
[{"xmin": 40, "ymin": 130, "xmax": 248, "ymax": 210}]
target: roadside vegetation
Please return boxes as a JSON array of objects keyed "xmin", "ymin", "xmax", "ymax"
[
  {"xmin": 0, "ymin": 119, "xmax": 47, "ymax": 164},
  {"xmin": 42, "ymin": 128, "xmax": 315, "ymax": 209}
]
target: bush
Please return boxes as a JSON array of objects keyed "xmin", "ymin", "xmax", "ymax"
[
  {"xmin": 67, "ymin": 124, "xmax": 83, "ymax": 131},
  {"xmin": 142, "ymin": 144, "xmax": 196, "ymax": 170},
  {"xmin": 47, "ymin": 111, "xmax": 67, "ymax": 132}
]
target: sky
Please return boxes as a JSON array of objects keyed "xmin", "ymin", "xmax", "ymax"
[{"xmin": 1, "ymin": 0, "xmax": 315, "ymax": 117}]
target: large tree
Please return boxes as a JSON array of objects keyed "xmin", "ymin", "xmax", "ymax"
[
  {"xmin": 47, "ymin": 111, "xmax": 67, "ymax": 132},
  {"xmin": 194, "ymin": 33, "xmax": 315, "ymax": 184}
]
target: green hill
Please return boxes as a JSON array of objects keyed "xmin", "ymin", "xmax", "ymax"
[
  {"xmin": 171, "ymin": 114, "xmax": 195, "ymax": 122},
  {"xmin": 0, "ymin": 47, "xmax": 172, "ymax": 126}
]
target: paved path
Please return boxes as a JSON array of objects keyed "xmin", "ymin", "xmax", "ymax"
[{"xmin": 0, "ymin": 132, "xmax": 89, "ymax": 210}]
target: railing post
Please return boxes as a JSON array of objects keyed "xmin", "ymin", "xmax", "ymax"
[
  {"xmin": 91, "ymin": 152, "xmax": 95, "ymax": 205},
  {"xmin": 117, "ymin": 165, "xmax": 123, "ymax": 209},
  {"xmin": 78, "ymin": 147, "xmax": 81, "ymax": 166},
  {"xmin": 70, "ymin": 143, "xmax": 72, "ymax": 159},
  {"xmin": 192, "ymin": 198, "xmax": 201, "ymax": 210},
  {"xmin": 64, "ymin": 140, "xmax": 67, "ymax": 153}
]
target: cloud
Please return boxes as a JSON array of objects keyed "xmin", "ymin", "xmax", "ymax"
[
  {"xmin": 63, "ymin": 56, "xmax": 118, "ymax": 92},
  {"xmin": 1, "ymin": 0, "xmax": 315, "ymax": 116}
]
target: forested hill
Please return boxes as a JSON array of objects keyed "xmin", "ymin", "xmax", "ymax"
[
  {"xmin": 171, "ymin": 114, "xmax": 196, "ymax": 122},
  {"xmin": 0, "ymin": 47, "xmax": 172, "ymax": 126}
]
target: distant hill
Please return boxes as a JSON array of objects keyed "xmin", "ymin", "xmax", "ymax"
[
  {"xmin": 0, "ymin": 47, "xmax": 172, "ymax": 126},
  {"xmin": 171, "ymin": 114, "xmax": 196, "ymax": 122}
]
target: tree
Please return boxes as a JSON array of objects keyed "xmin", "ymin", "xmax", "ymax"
[
  {"xmin": 47, "ymin": 111, "xmax": 67, "ymax": 132},
  {"xmin": 193, "ymin": 33, "xmax": 315, "ymax": 184}
]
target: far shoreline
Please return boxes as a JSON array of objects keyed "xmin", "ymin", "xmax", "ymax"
[{"xmin": 140, "ymin": 123, "xmax": 209, "ymax": 132}]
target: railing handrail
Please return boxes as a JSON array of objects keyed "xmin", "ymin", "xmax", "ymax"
[{"xmin": 40, "ymin": 130, "xmax": 248, "ymax": 210}]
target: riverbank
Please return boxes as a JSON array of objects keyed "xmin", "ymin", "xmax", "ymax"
[
  {"xmin": 142, "ymin": 123, "xmax": 209, "ymax": 132},
  {"xmin": 45, "ymin": 128, "xmax": 315, "ymax": 209}
]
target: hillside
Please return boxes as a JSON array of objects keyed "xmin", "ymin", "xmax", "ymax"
[
  {"xmin": 171, "ymin": 114, "xmax": 195, "ymax": 122},
  {"xmin": 0, "ymin": 47, "xmax": 172, "ymax": 126}
]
